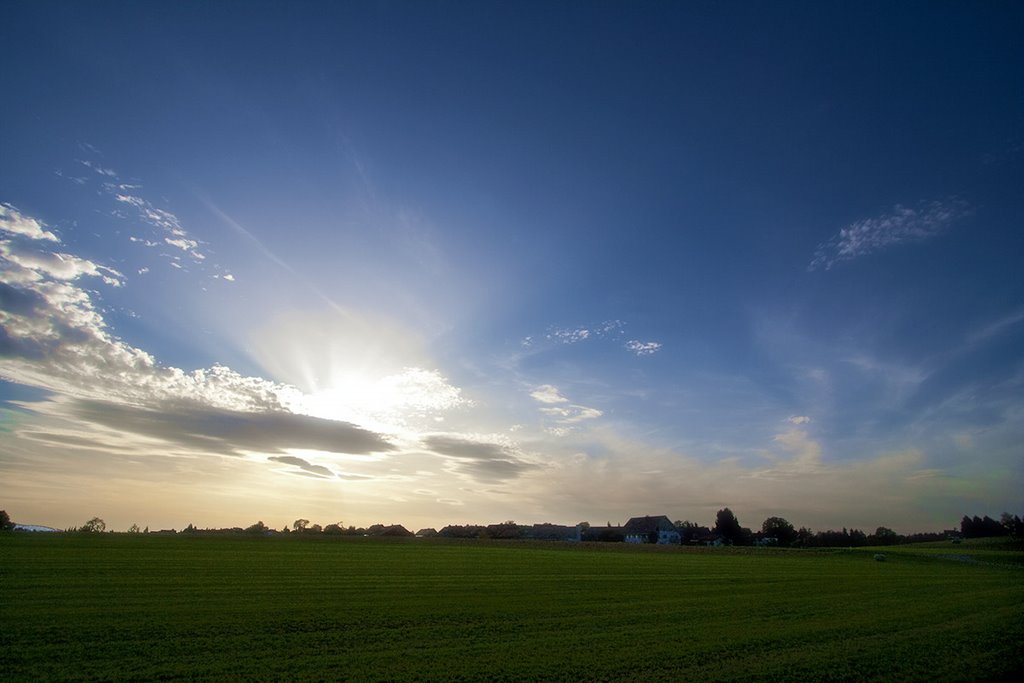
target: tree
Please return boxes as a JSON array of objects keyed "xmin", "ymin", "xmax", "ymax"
[
  {"xmin": 1001, "ymin": 512, "xmax": 1024, "ymax": 538},
  {"xmin": 713, "ymin": 508, "xmax": 743, "ymax": 545},
  {"xmin": 962, "ymin": 514, "xmax": 1007, "ymax": 539},
  {"xmin": 761, "ymin": 517, "xmax": 797, "ymax": 547},
  {"xmin": 0, "ymin": 510, "xmax": 13, "ymax": 531},
  {"xmin": 869, "ymin": 526, "xmax": 898, "ymax": 546},
  {"xmin": 245, "ymin": 521, "xmax": 268, "ymax": 535},
  {"xmin": 80, "ymin": 517, "xmax": 106, "ymax": 533},
  {"xmin": 292, "ymin": 519, "xmax": 310, "ymax": 533},
  {"xmin": 127, "ymin": 524, "xmax": 141, "ymax": 534}
]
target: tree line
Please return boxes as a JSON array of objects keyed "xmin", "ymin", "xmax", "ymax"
[{"xmin": 3, "ymin": 508, "xmax": 1022, "ymax": 546}]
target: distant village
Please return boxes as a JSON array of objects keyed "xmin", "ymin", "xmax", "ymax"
[{"xmin": 5, "ymin": 508, "xmax": 1021, "ymax": 546}]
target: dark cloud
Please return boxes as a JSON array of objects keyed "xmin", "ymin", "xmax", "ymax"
[
  {"xmin": 0, "ymin": 281, "xmax": 46, "ymax": 316},
  {"xmin": 71, "ymin": 399, "xmax": 396, "ymax": 456},
  {"xmin": 423, "ymin": 434, "xmax": 536, "ymax": 482},
  {"xmin": 423, "ymin": 435, "xmax": 509, "ymax": 460},
  {"xmin": 456, "ymin": 458, "xmax": 535, "ymax": 483},
  {"xmin": 268, "ymin": 455, "xmax": 334, "ymax": 478}
]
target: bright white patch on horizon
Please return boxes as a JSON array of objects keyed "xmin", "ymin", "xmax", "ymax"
[
  {"xmin": 810, "ymin": 199, "xmax": 968, "ymax": 270},
  {"xmin": 297, "ymin": 368, "xmax": 469, "ymax": 436}
]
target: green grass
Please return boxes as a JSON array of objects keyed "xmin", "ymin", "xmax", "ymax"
[{"xmin": 2, "ymin": 534, "xmax": 1022, "ymax": 681}]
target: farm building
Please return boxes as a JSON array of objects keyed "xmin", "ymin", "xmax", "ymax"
[{"xmin": 622, "ymin": 515, "xmax": 681, "ymax": 544}]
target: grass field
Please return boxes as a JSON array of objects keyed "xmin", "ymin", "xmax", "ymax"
[{"xmin": 1, "ymin": 534, "xmax": 1022, "ymax": 681}]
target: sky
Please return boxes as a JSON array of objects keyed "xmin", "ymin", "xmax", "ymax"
[{"xmin": 1, "ymin": 1, "xmax": 1022, "ymax": 534}]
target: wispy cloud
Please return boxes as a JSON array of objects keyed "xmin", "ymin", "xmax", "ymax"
[
  {"xmin": 523, "ymin": 319, "xmax": 659, "ymax": 359},
  {"xmin": 967, "ymin": 309, "xmax": 1024, "ymax": 345},
  {"xmin": 809, "ymin": 199, "xmax": 968, "ymax": 271},
  {"xmin": 70, "ymin": 152, "xmax": 214, "ymax": 271},
  {"xmin": 625, "ymin": 340, "xmax": 662, "ymax": 356},
  {"xmin": 529, "ymin": 384, "xmax": 602, "ymax": 426},
  {"xmin": 530, "ymin": 384, "xmax": 568, "ymax": 404},
  {"xmin": 547, "ymin": 319, "xmax": 625, "ymax": 344},
  {"xmin": 78, "ymin": 159, "xmax": 117, "ymax": 178},
  {"xmin": 541, "ymin": 404, "xmax": 603, "ymax": 423}
]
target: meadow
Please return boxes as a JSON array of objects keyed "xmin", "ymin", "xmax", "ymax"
[{"xmin": 1, "ymin": 534, "xmax": 1021, "ymax": 681}]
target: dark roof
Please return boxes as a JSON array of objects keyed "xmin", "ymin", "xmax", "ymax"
[{"xmin": 622, "ymin": 515, "xmax": 677, "ymax": 535}]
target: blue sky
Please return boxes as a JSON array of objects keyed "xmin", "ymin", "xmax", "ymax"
[{"xmin": 2, "ymin": 1, "xmax": 1022, "ymax": 532}]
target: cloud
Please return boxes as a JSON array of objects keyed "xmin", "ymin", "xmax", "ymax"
[
  {"xmin": 424, "ymin": 434, "xmax": 511, "ymax": 461},
  {"xmin": 165, "ymin": 237, "xmax": 198, "ymax": 252},
  {"xmin": 114, "ymin": 193, "xmax": 188, "ymax": 237},
  {"xmin": 967, "ymin": 309, "xmax": 1024, "ymax": 345},
  {"xmin": 525, "ymin": 382, "xmax": 604, "ymax": 428},
  {"xmin": 377, "ymin": 368, "xmax": 468, "ymax": 412},
  {"xmin": 625, "ymin": 340, "xmax": 662, "ymax": 356},
  {"xmin": 550, "ymin": 326, "xmax": 590, "ymax": 343},
  {"xmin": 787, "ymin": 415, "xmax": 811, "ymax": 425},
  {"xmin": 809, "ymin": 199, "xmax": 968, "ymax": 270},
  {"xmin": 69, "ymin": 155, "xmax": 209, "ymax": 267},
  {"xmin": 0, "ymin": 207, "xmax": 330, "ymax": 422},
  {"xmin": 547, "ymin": 320, "xmax": 625, "ymax": 345},
  {"xmin": 79, "ymin": 159, "xmax": 117, "ymax": 177},
  {"xmin": 1, "ymin": 241, "xmax": 124, "ymax": 287},
  {"xmin": 528, "ymin": 320, "xmax": 662, "ymax": 358},
  {"xmin": 541, "ymin": 405, "xmax": 603, "ymax": 423},
  {"xmin": 529, "ymin": 424, "xmax": 985, "ymax": 534},
  {"xmin": 70, "ymin": 399, "xmax": 396, "ymax": 457},
  {"xmin": 1, "ymin": 204, "xmax": 60, "ymax": 242},
  {"xmin": 268, "ymin": 456, "xmax": 336, "ymax": 478},
  {"xmin": 529, "ymin": 384, "xmax": 602, "ymax": 425},
  {"xmin": 424, "ymin": 434, "xmax": 538, "ymax": 482},
  {"xmin": 530, "ymin": 384, "xmax": 569, "ymax": 404}
]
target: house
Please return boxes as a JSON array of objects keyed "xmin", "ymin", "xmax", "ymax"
[
  {"xmin": 577, "ymin": 524, "xmax": 625, "ymax": 543},
  {"xmin": 622, "ymin": 515, "xmax": 681, "ymax": 545}
]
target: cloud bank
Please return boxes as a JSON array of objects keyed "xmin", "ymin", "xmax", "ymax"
[{"xmin": 1, "ymin": 204, "xmax": 397, "ymax": 462}]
